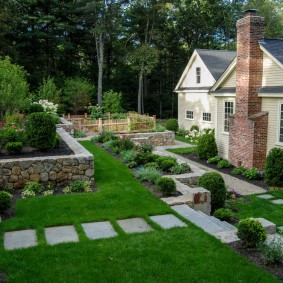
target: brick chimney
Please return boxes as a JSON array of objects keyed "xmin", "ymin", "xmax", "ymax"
[{"xmin": 228, "ymin": 9, "xmax": 269, "ymax": 170}]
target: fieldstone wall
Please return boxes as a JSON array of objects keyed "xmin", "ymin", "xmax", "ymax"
[
  {"xmin": 121, "ymin": 131, "xmax": 175, "ymax": 146},
  {"xmin": 0, "ymin": 128, "xmax": 94, "ymax": 189},
  {"xmin": 56, "ymin": 117, "xmax": 74, "ymax": 136}
]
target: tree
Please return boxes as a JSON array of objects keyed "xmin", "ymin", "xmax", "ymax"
[
  {"xmin": 36, "ymin": 77, "xmax": 61, "ymax": 104},
  {"xmin": 102, "ymin": 89, "xmax": 124, "ymax": 113},
  {"xmin": 0, "ymin": 57, "xmax": 29, "ymax": 119}
]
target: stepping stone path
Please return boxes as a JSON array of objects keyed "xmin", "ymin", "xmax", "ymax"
[
  {"xmin": 4, "ymin": 229, "xmax": 38, "ymax": 250},
  {"xmin": 271, "ymin": 199, "xmax": 283, "ymax": 204},
  {"xmin": 256, "ymin": 194, "xmax": 274, "ymax": 199},
  {"xmin": 82, "ymin": 221, "xmax": 117, "ymax": 240},
  {"xmin": 45, "ymin": 225, "xmax": 79, "ymax": 245},
  {"xmin": 150, "ymin": 214, "xmax": 187, "ymax": 229},
  {"xmin": 117, "ymin": 218, "xmax": 153, "ymax": 234}
]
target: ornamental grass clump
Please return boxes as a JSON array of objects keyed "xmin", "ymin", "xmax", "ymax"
[
  {"xmin": 237, "ymin": 218, "xmax": 267, "ymax": 248},
  {"xmin": 198, "ymin": 172, "xmax": 226, "ymax": 212},
  {"xmin": 136, "ymin": 167, "xmax": 162, "ymax": 184}
]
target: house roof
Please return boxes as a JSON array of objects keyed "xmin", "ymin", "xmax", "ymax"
[
  {"xmin": 196, "ymin": 49, "xmax": 236, "ymax": 81},
  {"xmin": 259, "ymin": 39, "xmax": 283, "ymax": 67}
]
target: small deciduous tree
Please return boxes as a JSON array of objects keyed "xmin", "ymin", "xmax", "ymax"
[
  {"xmin": 102, "ymin": 89, "xmax": 124, "ymax": 113},
  {"xmin": 36, "ymin": 77, "xmax": 61, "ymax": 104}
]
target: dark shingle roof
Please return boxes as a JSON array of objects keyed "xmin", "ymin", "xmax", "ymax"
[
  {"xmin": 196, "ymin": 49, "xmax": 236, "ymax": 81},
  {"xmin": 259, "ymin": 39, "xmax": 283, "ymax": 66}
]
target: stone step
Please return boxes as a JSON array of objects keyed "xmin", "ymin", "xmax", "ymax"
[
  {"xmin": 197, "ymin": 211, "xmax": 236, "ymax": 231},
  {"xmin": 172, "ymin": 205, "xmax": 226, "ymax": 235}
]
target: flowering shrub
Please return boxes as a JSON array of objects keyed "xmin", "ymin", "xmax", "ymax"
[
  {"xmin": 35, "ymin": 99, "xmax": 58, "ymax": 114},
  {"xmin": 42, "ymin": 190, "xmax": 54, "ymax": 196}
]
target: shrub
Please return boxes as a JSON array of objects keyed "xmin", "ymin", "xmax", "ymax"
[
  {"xmin": 102, "ymin": 89, "xmax": 124, "ymax": 114},
  {"xmin": 140, "ymin": 143, "xmax": 153, "ymax": 154},
  {"xmin": 146, "ymin": 153, "xmax": 160, "ymax": 163},
  {"xmin": 74, "ymin": 129, "xmax": 87, "ymax": 138},
  {"xmin": 243, "ymin": 168, "xmax": 259, "ymax": 180},
  {"xmin": 265, "ymin": 148, "xmax": 283, "ymax": 187},
  {"xmin": 259, "ymin": 239, "xmax": 283, "ymax": 265},
  {"xmin": 97, "ymin": 130, "xmax": 117, "ymax": 143},
  {"xmin": 25, "ymin": 112, "xmax": 56, "ymax": 151},
  {"xmin": 159, "ymin": 159, "xmax": 177, "ymax": 172},
  {"xmin": 207, "ymin": 156, "xmax": 221, "ymax": 164},
  {"xmin": 231, "ymin": 166, "xmax": 247, "ymax": 175},
  {"xmin": 29, "ymin": 103, "xmax": 44, "ymax": 114},
  {"xmin": 0, "ymin": 191, "xmax": 12, "ymax": 214},
  {"xmin": 120, "ymin": 149, "xmax": 137, "ymax": 163},
  {"xmin": 64, "ymin": 180, "xmax": 92, "ymax": 193},
  {"xmin": 217, "ymin": 159, "xmax": 231, "ymax": 169},
  {"xmin": 144, "ymin": 162, "xmax": 159, "ymax": 169},
  {"xmin": 237, "ymin": 218, "xmax": 267, "ymax": 248},
  {"xmin": 156, "ymin": 156, "xmax": 177, "ymax": 167},
  {"xmin": 190, "ymin": 125, "xmax": 199, "ymax": 132},
  {"xmin": 136, "ymin": 167, "xmax": 162, "ymax": 184},
  {"xmin": 157, "ymin": 177, "xmax": 176, "ymax": 196},
  {"xmin": 6, "ymin": 142, "xmax": 23, "ymax": 154},
  {"xmin": 165, "ymin": 118, "xmax": 178, "ymax": 132},
  {"xmin": 155, "ymin": 124, "xmax": 166, "ymax": 132},
  {"xmin": 198, "ymin": 172, "xmax": 226, "ymax": 211},
  {"xmin": 0, "ymin": 125, "xmax": 23, "ymax": 144},
  {"xmin": 53, "ymin": 134, "xmax": 61, "ymax": 148},
  {"xmin": 117, "ymin": 137, "xmax": 135, "ymax": 151},
  {"xmin": 197, "ymin": 133, "xmax": 218, "ymax": 160},
  {"xmin": 23, "ymin": 181, "xmax": 44, "ymax": 194},
  {"xmin": 170, "ymin": 163, "xmax": 190, "ymax": 174},
  {"xmin": 213, "ymin": 208, "xmax": 234, "ymax": 221},
  {"xmin": 177, "ymin": 128, "xmax": 189, "ymax": 137}
]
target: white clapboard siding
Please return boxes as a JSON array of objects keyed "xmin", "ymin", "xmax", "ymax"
[{"xmin": 262, "ymin": 53, "xmax": 283, "ymax": 86}]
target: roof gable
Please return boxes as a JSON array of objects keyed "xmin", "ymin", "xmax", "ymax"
[{"xmin": 259, "ymin": 39, "xmax": 283, "ymax": 69}]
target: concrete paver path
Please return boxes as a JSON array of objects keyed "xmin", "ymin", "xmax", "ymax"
[
  {"xmin": 117, "ymin": 218, "xmax": 153, "ymax": 234},
  {"xmin": 82, "ymin": 221, "xmax": 118, "ymax": 240},
  {"xmin": 45, "ymin": 225, "xmax": 79, "ymax": 245},
  {"xmin": 150, "ymin": 214, "xmax": 187, "ymax": 229},
  {"xmin": 4, "ymin": 229, "xmax": 38, "ymax": 250}
]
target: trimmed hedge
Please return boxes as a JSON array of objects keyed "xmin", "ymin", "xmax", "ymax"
[
  {"xmin": 197, "ymin": 133, "xmax": 218, "ymax": 160},
  {"xmin": 166, "ymin": 118, "xmax": 178, "ymax": 132}
]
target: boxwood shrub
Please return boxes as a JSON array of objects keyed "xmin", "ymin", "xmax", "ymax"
[
  {"xmin": 6, "ymin": 142, "xmax": 23, "ymax": 154},
  {"xmin": 157, "ymin": 177, "xmax": 176, "ymax": 196},
  {"xmin": 197, "ymin": 133, "xmax": 218, "ymax": 160},
  {"xmin": 165, "ymin": 118, "xmax": 178, "ymax": 132},
  {"xmin": 25, "ymin": 112, "xmax": 56, "ymax": 151},
  {"xmin": 0, "ymin": 191, "xmax": 13, "ymax": 214}
]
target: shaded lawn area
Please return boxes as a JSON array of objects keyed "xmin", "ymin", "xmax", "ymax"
[
  {"xmin": 229, "ymin": 191, "xmax": 283, "ymax": 227},
  {"xmin": 175, "ymin": 135, "xmax": 196, "ymax": 144},
  {"xmin": 167, "ymin": 147, "xmax": 196, "ymax": 154},
  {"xmin": 0, "ymin": 142, "xmax": 280, "ymax": 282}
]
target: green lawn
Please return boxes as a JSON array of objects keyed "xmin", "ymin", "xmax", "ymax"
[
  {"xmin": 0, "ymin": 142, "xmax": 280, "ymax": 282},
  {"xmin": 229, "ymin": 191, "xmax": 283, "ymax": 227},
  {"xmin": 167, "ymin": 147, "xmax": 196, "ymax": 154},
  {"xmin": 175, "ymin": 135, "xmax": 196, "ymax": 145}
]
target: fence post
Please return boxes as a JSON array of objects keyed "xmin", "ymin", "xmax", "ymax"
[
  {"xmin": 84, "ymin": 113, "xmax": 88, "ymax": 119},
  {"xmin": 153, "ymin": 115, "xmax": 156, "ymax": 130},
  {"xmin": 68, "ymin": 113, "xmax": 71, "ymax": 120},
  {"xmin": 79, "ymin": 119, "xmax": 82, "ymax": 132},
  {"xmin": 98, "ymin": 118, "xmax": 103, "ymax": 132},
  {"xmin": 127, "ymin": 117, "xmax": 131, "ymax": 133}
]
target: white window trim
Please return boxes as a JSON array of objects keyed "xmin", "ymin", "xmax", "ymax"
[
  {"xmin": 222, "ymin": 100, "xmax": 235, "ymax": 135},
  {"xmin": 202, "ymin": 112, "xmax": 212, "ymax": 123},
  {"xmin": 277, "ymin": 101, "xmax": 283, "ymax": 146},
  {"xmin": 185, "ymin": 110, "xmax": 194, "ymax": 120}
]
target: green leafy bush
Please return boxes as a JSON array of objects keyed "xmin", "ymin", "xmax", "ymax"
[
  {"xmin": 231, "ymin": 166, "xmax": 247, "ymax": 175},
  {"xmin": 177, "ymin": 128, "xmax": 189, "ymax": 137},
  {"xmin": 140, "ymin": 143, "xmax": 153, "ymax": 154},
  {"xmin": 29, "ymin": 103, "xmax": 44, "ymax": 114},
  {"xmin": 207, "ymin": 156, "xmax": 221, "ymax": 164},
  {"xmin": 243, "ymin": 168, "xmax": 259, "ymax": 180},
  {"xmin": 198, "ymin": 172, "xmax": 226, "ymax": 212},
  {"xmin": 259, "ymin": 239, "xmax": 283, "ymax": 265},
  {"xmin": 157, "ymin": 177, "xmax": 176, "ymax": 196},
  {"xmin": 170, "ymin": 163, "xmax": 190, "ymax": 174},
  {"xmin": 190, "ymin": 125, "xmax": 199, "ymax": 132},
  {"xmin": 136, "ymin": 167, "xmax": 162, "ymax": 184},
  {"xmin": 265, "ymin": 148, "xmax": 283, "ymax": 187},
  {"xmin": 144, "ymin": 162, "xmax": 159, "ymax": 169},
  {"xmin": 0, "ymin": 125, "xmax": 23, "ymax": 144},
  {"xmin": 6, "ymin": 142, "xmax": 23, "ymax": 154},
  {"xmin": 213, "ymin": 208, "xmax": 234, "ymax": 221},
  {"xmin": 197, "ymin": 133, "xmax": 218, "ymax": 160},
  {"xmin": 53, "ymin": 134, "xmax": 61, "ymax": 148},
  {"xmin": 102, "ymin": 90, "xmax": 124, "ymax": 113},
  {"xmin": 159, "ymin": 159, "xmax": 177, "ymax": 172},
  {"xmin": 237, "ymin": 218, "xmax": 267, "ymax": 248},
  {"xmin": 146, "ymin": 153, "xmax": 160, "ymax": 162},
  {"xmin": 0, "ymin": 191, "xmax": 12, "ymax": 214},
  {"xmin": 64, "ymin": 180, "xmax": 92, "ymax": 193},
  {"xmin": 23, "ymin": 181, "xmax": 44, "ymax": 194},
  {"xmin": 117, "ymin": 137, "xmax": 135, "ymax": 151},
  {"xmin": 156, "ymin": 156, "xmax": 177, "ymax": 167},
  {"xmin": 74, "ymin": 129, "xmax": 87, "ymax": 138},
  {"xmin": 155, "ymin": 124, "xmax": 166, "ymax": 132},
  {"xmin": 25, "ymin": 112, "xmax": 56, "ymax": 151},
  {"xmin": 165, "ymin": 118, "xmax": 178, "ymax": 132},
  {"xmin": 120, "ymin": 149, "xmax": 137, "ymax": 163},
  {"xmin": 97, "ymin": 130, "xmax": 117, "ymax": 143},
  {"xmin": 217, "ymin": 159, "xmax": 231, "ymax": 169}
]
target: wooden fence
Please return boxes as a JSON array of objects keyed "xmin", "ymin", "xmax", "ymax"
[{"xmin": 63, "ymin": 113, "xmax": 156, "ymax": 135}]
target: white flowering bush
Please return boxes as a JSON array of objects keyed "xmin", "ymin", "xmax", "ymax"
[
  {"xmin": 34, "ymin": 99, "xmax": 58, "ymax": 114},
  {"xmin": 21, "ymin": 190, "xmax": 36, "ymax": 198},
  {"xmin": 42, "ymin": 190, "xmax": 54, "ymax": 196}
]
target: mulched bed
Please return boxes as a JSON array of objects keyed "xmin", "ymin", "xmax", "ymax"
[
  {"xmin": 177, "ymin": 152, "xmax": 269, "ymax": 190},
  {"xmin": 228, "ymin": 241, "xmax": 283, "ymax": 280},
  {"xmin": 0, "ymin": 140, "xmax": 74, "ymax": 160}
]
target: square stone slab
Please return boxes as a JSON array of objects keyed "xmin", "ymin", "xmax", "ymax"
[
  {"xmin": 82, "ymin": 221, "xmax": 118, "ymax": 240},
  {"xmin": 117, "ymin": 218, "xmax": 153, "ymax": 234},
  {"xmin": 45, "ymin": 225, "xmax": 79, "ymax": 245},
  {"xmin": 271, "ymin": 199, "xmax": 283, "ymax": 205},
  {"xmin": 4, "ymin": 229, "xmax": 38, "ymax": 250},
  {"xmin": 255, "ymin": 218, "xmax": 276, "ymax": 234},
  {"xmin": 149, "ymin": 214, "xmax": 187, "ymax": 229},
  {"xmin": 256, "ymin": 194, "xmax": 274, "ymax": 199}
]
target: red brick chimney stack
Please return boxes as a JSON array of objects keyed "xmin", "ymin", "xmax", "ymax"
[{"xmin": 228, "ymin": 9, "xmax": 269, "ymax": 170}]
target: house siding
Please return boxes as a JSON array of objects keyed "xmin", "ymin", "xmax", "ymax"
[
  {"xmin": 215, "ymin": 97, "xmax": 235, "ymax": 159},
  {"xmin": 261, "ymin": 97, "xmax": 283, "ymax": 154},
  {"xmin": 178, "ymin": 92, "xmax": 215, "ymax": 131},
  {"xmin": 262, "ymin": 53, "xmax": 283, "ymax": 86},
  {"xmin": 222, "ymin": 70, "xmax": 236, "ymax": 87}
]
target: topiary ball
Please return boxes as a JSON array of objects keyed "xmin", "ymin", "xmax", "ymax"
[
  {"xmin": 166, "ymin": 118, "xmax": 178, "ymax": 132},
  {"xmin": 198, "ymin": 172, "xmax": 226, "ymax": 212},
  {"xmin": 24, "ymin": 112, "xmax": 56, "ymax": 151},
  {"xmin": 0, "ymin": 191, "xmax": 13, "ymax": 214},
  {"xmin": 157, "ymin": 177, "xmax": 176, "ymax": 196}
]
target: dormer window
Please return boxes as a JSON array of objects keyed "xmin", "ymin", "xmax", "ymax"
[{"xmin": 196, "ymin": 67, "xmax": 201, "ymax": 84}]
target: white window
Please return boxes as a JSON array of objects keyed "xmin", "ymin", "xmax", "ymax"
[
  {"xmin": 279, "ymin": 103, "xmax": 283, "ymax": 143},
  {"xmin": 224, "ymin": 101, "xmax": 234, "ymax": 132},
  {"xmin": 186, "ymin": 110, "xmax": 194, "ymax": 120},
  {"xmin": 196, "ymin": 67, "xmax": 201, "ymax": 84},
  {"xmin": 202, "ymin": 112, "xmax": 211, "ymax": 122}
]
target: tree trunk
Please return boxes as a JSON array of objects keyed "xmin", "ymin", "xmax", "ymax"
[
  {"xmin": 138, "ymin": 71, "xmax": 143, "ymax": 114},
  {"xmin": 96, "ymin": 33, "xmax": 104, "ymax": 106}
]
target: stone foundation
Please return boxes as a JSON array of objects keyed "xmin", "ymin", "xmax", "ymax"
[
  {"xmin": 121, "ymin": 131, "xmax": 175, "ymax": 146},
  {"xmin": 0, "ymin": 128, "xmax": 94, "ymax": 189}
]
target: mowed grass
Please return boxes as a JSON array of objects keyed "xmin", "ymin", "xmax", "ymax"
[
  {"xmin": 167, "ymin": 146, "xmax": 196, "ymax": 154},
  {"xmin": 230, "ymin": 191, "xmax": 283, "ymax": 227},
  {"xmin": 0, "ymin": 142, "xmax": 280, "ymax": 282},
  {"xmin": 175, "ymin": 135, "xmax": 196, "ymax": 145}
]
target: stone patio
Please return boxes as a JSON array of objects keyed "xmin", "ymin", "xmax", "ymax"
[
  {"xmin": 4, "ymin": 229, "xmax": 38, "ymax": 250},
  {"xmin": 149, "ymin": 214, "xmax": 187, "ymax": 229},
  {"xmin": 45, "ymin": 225, "xmax": 79, "ymax": 245},
  {"xmin": 82, "ymin": 221, "xmax": 118, "ymax": 240}
]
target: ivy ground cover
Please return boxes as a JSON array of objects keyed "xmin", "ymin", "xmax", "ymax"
[{"xmin": 0, "ymin": 142, "xmax": 280, "ymax": 282}]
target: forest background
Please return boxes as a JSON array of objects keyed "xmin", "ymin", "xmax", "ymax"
[{"xmin": 0, "ymin": 0, "xmax": 283, "ymax": 118}]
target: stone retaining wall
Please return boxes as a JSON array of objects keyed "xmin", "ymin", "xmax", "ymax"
[
  {"xmin": 0, "ymin": 128, "xmax": 94, "ymax": 189},
  {"xmin": 56, "ymin": 117, "xmax": 74, "ymax": 136},
  {"xmin": 122, "ymin": 131, "xmax": 175, "ymax": 146}
]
